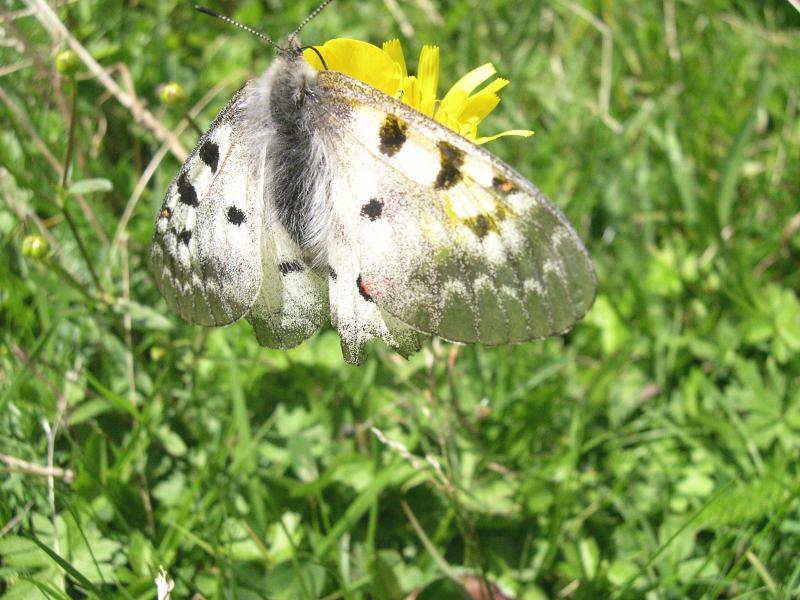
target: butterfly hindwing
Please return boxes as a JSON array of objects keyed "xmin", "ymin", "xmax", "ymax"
[
  {"xmin": 315, "ymin": 71, "xmax": 596, "ymax": 345},
  {"xmin": 245, "ymin": 218, "xmax": 329, "ymax": 349},
  {"xmin": 152, "ymin": 84, "xmax": 264, "ymax": 327},
  {"xmin": 326, "ymin": 232, "xmax": 422, "ymax": 364}
]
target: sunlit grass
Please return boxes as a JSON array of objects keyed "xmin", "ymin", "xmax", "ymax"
[{"xmin": 1, "ymin": 0, "xmax": 799, "ymax": 597}]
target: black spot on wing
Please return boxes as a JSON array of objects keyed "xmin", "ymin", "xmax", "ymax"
[
  {"xmin": 178, "ymin": 229, "xmax": 192, "ymax": 245},
  {"xmin": 360, "ymin": 198, "xmax": 383, "ymax": 221},
  {"xmin": 199, "ymin": 140, "xmax": 220, "ymax": 173},
  {"xmin": 177, "ymin": 171, "xmax": 198, "ymax": 207},
  {"xmin": 378, "ymin": 115, "xmax": 408, "ymax": 156},
  {"xmin": 464, "ymin": 214, "xmax": 497, "ymax": 239},
  {"xmin": 159, "ymin": 206, "xmax": 172, "ymax": 220},
  {"xmin": 472, "ymin": 215, "xmax": 490, "ymax": 239},
  {"xmin": 227, "ymin": 206, "xmax": 245, "ymax": 225},
  {"xmin": 278, "ymin": 260, "xmax": 305, "ymax": 275},
  {"xmin": 328, "ymin": 266, "xmax": 337, "ymax": 281},
  {"xmin": 356, "ymin": 275, "xmax": 373, "ymax": 302},
  {"xmin": 434, "ymin": 141, "xmax": 464, "ymax": 190}
]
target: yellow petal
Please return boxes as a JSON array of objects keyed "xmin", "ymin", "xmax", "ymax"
[
  {"xmin": 479, "ymin": 77, "xmax": 509, "ymax": 95},
  {"xmin": 382, "ymin": 39, "xmax": 407, "ymax": 78},
  {"xmin": 433, "ymin": 103, "xmax": 460, "ymax": 130},
  {"xmin": 417, "ymin": 45, "xmax": 440, "ymax": 116},
  {"xmin": 303, "ymin": 39, "xmax": 402, "ymax": 96},
  {"xmin": 401, "ymin": 75, "xmax": 422, "ymax": 109},
  {"xmin": 438, "ymin": 88, "xmax": 468, "ymax": 123},
  {"xmin": 475, "ymin": 129, "xmax": 535, "ymax": 144},
  {"xmin": 442, "ymin": 63, "xmax": 496, "ymax": 104},
  {"xmin": 460, "ymin": 91, "xmax": 501, "ymax": 123},
  {"xmin": 459, "ymin": 118, "xmax": 479, "ymax": 140}
]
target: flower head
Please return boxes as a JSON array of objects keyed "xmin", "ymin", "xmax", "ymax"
[
  {"xmin": 55, "ymin": 49, "xmax": 80, "ymax": 75},
  {"xmin": 22, "ymin": 235, "xmax": 49, "ymax": 259},
  {"xmin": 303, "ymin": 39, "xmax": 533, "ymax": 144},
  {"xmin": 159, "ymin": 82, "xmax": 188, "ymax": 108}
]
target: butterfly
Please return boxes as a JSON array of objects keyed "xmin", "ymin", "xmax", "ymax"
[{"xmin": 151, "ymin": 10, "xmax": 597, "ymax": 365}]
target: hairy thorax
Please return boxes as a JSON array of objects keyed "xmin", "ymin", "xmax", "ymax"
[{"xmin": 250, "ymin": 52, "xmax": 333, "ymax": 262}]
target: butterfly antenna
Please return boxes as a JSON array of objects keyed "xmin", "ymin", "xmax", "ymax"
[
  {"xmin": 289, "ymin": 0, "xmax": 335, "ymax": 42},
  {"xmin": 194, "ymin": 5, "xmax": 280, "ymax": 51}
]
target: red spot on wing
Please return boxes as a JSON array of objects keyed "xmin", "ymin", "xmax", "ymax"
[{"xmin": 356, "ymin": 275, "xmax": 373, "ymax": 302}]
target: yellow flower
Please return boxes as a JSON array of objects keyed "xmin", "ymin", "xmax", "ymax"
[{"xmin": 303, "ymin": 39, "xmax": 533, "ymax": 145}]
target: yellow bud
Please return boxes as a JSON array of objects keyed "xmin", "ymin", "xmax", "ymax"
[
  {"xmin": 22, "ymin": 235, "xmax": 49, "ymax": 258},
  {"xmin": 55, "ymin": 50, "xmax": 80, "ymax": 75},
  {"xmin": 159, "ymin": 82, "xmax": 187, "ymax": 107},
  {"xmin": 150, "ymin": 346, "xmax": 166, "ymax": 361}
]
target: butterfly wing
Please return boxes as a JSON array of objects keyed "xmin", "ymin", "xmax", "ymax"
[
  {"xmin": 315, "ymin": 71, "xmax": 596, "ymax": 345},
  {"xmin": 152, "ymin": 83, "xmax": 264, "ymax": 326},
  {"xmin": 327, "ymin": 231, "xmax": 423, "ymax": 364},
  {"xmin": 245, "ymin": 216, "xmax": 329, "ymax": 349}
]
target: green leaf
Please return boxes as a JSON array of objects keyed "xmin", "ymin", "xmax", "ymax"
[
  {"xmin": 370, "ymin": 552, "xmax": 404, "ymax": 600},
  {"xmin": 264, "ymin": 560, "xmax": 326, "ymax": 600},
  {"xmin": 716, "ymin": 61, "xmax": 770, "ymax": 228},
  {"xmin": 128, "ymin": 531, "xmax": 155, "ymax": 577},
  {"xmin": 15, "ymin": 575, "xmax": 72, "ymax": 600},
  {"xmin": 585, "ymin": 294, "xmax": 628, "ymax": 355},
  {"xmin": 415, "ymin": 578, "xmax": 471, "ymax": 600},
  {"xmin": 67, "ymin": 178, "xmax": 113, "ymax": 196},
  {"xmin": 316, "ymin": 462, "xmax": 415, "ymax": 556},
  {"xmin": 157, "ymin": 425, "xmax": 188, "ymax": 457},
  {"xmin": 648, "ymin": 120, "xmax": 698, "ymax": 224},
  {"xmin": 26, "ymin": 534, "xmax": 103, "ymax": 597},
  {"xmin": 579, "ymin": 537, "xmax": 600, "ymax": 580},
  {"xmin": 698, "ymin": 475, "xmax": 790, "ymax": 528},
  {"xmin": 113, "ymin": 299, "xmax": 174, "ymax": 331},
  {"xmin": 0, "ymin": 536, "xmax": 54, "ymax": 569}
]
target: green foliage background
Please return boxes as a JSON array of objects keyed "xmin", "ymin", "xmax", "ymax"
[{"xmin": 2, "ymin": 0, "xmax": 800, "ymax": 597}]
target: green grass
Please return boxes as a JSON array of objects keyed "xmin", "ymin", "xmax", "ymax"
[{"xmin": 2, "ymin": 0, "xmax": 800, "ymax": 597}]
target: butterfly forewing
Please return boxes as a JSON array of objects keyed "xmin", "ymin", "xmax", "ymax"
[
  {"xmin": 151, "ymin": 84, "xmax": 265, "ymax": 327},
  {"xmin": 314, "ymin": 71, "xmax": 596, "ymax": 344}
]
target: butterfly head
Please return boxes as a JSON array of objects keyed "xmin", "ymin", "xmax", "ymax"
[
  {"xmin": 277, "ymin": 36, "xmax": 304, "ymax": 60},
  {"xmin": 257, "ymin": 37, "xmax": 321, "ymax": 114}
]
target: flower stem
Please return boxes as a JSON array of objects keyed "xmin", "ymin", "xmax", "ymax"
[
  {"xmin": 60, "ymin": 74, "xmax": 102, "ymax": 291},
  {"xmin": 184, "ymin": 112, "xmax": 203, "ymax": 136}
]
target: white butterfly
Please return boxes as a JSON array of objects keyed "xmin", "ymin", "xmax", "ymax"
[{"xmin": 151, "ymin": 21, "xmax": 596, "ymax": 365}]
